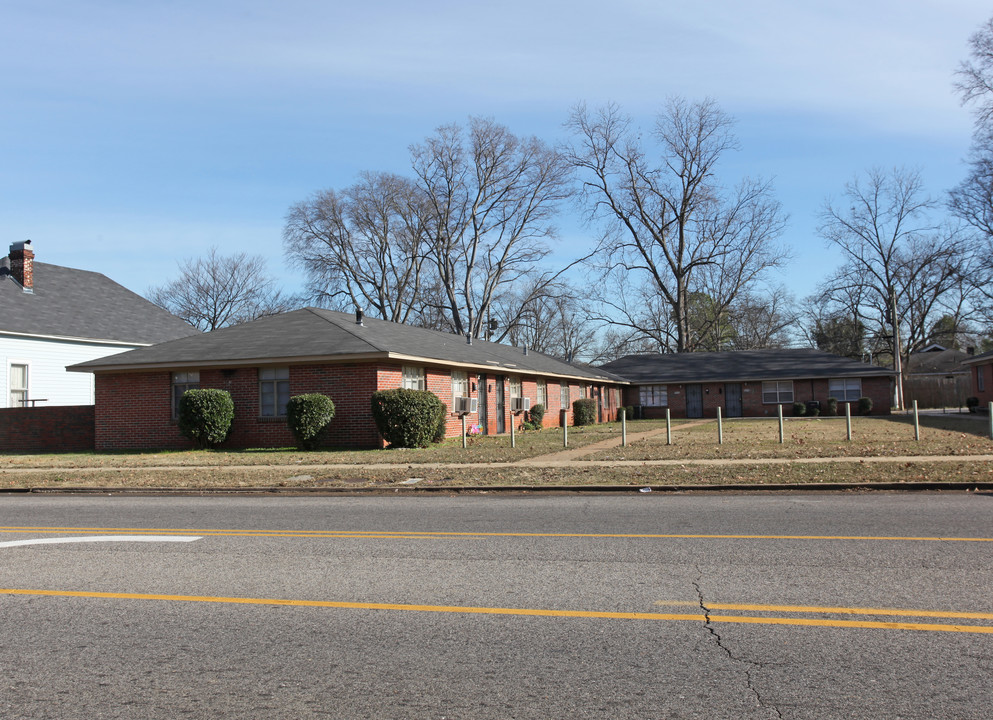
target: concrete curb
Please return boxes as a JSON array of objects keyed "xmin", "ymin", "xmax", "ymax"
[{"xmin": 8, "ymin": 481, "xmax": 993, "ymax": 495}]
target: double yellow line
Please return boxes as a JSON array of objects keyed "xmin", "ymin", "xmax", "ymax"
[{"xmin": 2, "ymin": 589, "xmax": 991, "ymax": 635}]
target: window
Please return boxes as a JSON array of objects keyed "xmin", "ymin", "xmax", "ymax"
[
  {"xmin": 171, "ymin": 370, "xmax": 200, "ymax": 418},
  {"xmin": 536, "ymin": 380, "xmax": 547, "ymax": 407},
  {"xmin": 979, "ymin": 367, "xmax": 986, "ymax": 393},
  {"xmin": 9, "ymin": 363, "xmax": 27, "ymax": 408},
  {"xmin": 509, "ymin": 376, "xmax": 521, "ymax": 398},
  {"xmin": 402, "ymin": 365, "xmax": 426, "ymax": 391},
  {"xmin": 560, "ymin": 381, "xmax": 570, "ymax": 408},
  {"xmin": 259, "ymin": 367, "xmax": 290, "ymax": 417},
  {"xmin": 762, "ymin": 380, "xmax": 794, "ymax": 404},
  {"xmin": 451, "ymin": 370, "xmax": 468, "ymax": 399},
  {"xmin": 828, "ymin": 378, "xmax": 862, "ymax": 402},
  {"xmin": 639, "ymin": 385, "xmax": 668, "ymax": 407}
]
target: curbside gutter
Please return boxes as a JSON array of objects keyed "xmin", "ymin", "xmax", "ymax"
[{"xmin": 7, "ymin": 481, "xmax": 993, "ymax": 495}]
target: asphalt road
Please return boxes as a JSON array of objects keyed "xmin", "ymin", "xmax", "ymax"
[{"xmin": 1, "ymin": 492, "xmax": 992, "ymax": 719}]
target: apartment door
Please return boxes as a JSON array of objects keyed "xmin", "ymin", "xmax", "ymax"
[
  {"xmin": 477, "ymin": 374, "xmax": 488, "ymax": 434},
  {"xmin": 724, "ymin": 383, "xmax": 743, "ymax": 417},
  {"xmin": 495, "ymin": 377, "xmax": 506, "ymax": 434},
  {"xmin": 685, "ymin": 384, "xmax": 703, "ymax": 418}
]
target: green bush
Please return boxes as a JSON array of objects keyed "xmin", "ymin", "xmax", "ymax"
[
  {"xmin": 286, "ymin": 394, "xmax": 336, "ymax": 450},
  {"xmin": 178, "ymin": 388, "xmax": 234, "ymax": 449},
  {"xmin": 807, "ymin": 405, "xmax": 820, "ymax": 417},
  {"xmin": 434, "ymin": 402, "xmax": 448, "ymax": 443},
  {"xmin": 524, "ymin": 403, "xmax": 545, "ymax": 430},
  {"xmin": 573, "ymin": 398, "xmax": 597, "ymax": 426},
  {"xmin": 792, "ymin": 401, "xmax": 806, "ymax": 417},
  {"xmin": 967, "ymin": 396, "xmax": 980, "ymax": 413},
  {"xmin": 858, "ymin": 397, "xmax": 873, "ymax": 415},
  {"xmin": 826, "ymin": 397, "xmax": 838, "ymax": 416},
  {"xmin": 371, "ymin": 388, "xmax": 445, "ymax": 448}
]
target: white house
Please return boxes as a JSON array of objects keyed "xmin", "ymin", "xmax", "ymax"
[{"xmin": 1, "ymin": 240, "xmax": 197, "ymax": 408}]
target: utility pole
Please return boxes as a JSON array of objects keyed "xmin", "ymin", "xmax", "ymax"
[{"xmin": 890, "ymin": 285, "xmax": 904, "ymax": 411}]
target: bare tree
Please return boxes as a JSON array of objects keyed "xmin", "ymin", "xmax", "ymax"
[
  {"xmin": 818, "ymin": 168, "xmax": 975, "ymax": 405},
  {"xmin": 411, "ymin": 117, "xmax": 574, "ymax": 338},
  {"xmin": 284, "ymin": 172, "xmax": 429, "ymax": 323},
  {"xmin": 148, "ymin": 248, "xmax": 299, "ymax": 331},
  {"xmin": 567, "ymin": 99, "xmax": 789, "ymax": 352}
]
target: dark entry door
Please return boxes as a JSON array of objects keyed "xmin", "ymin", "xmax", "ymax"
[
  {"xmin": 495, "ymin": 377, "xmax": 506, "ymax": 433},
  {"xmin": 686, "ymin": 384, "xmax": 703, "ymax": 418},
  {"xmin": 477, "ymin": 374, "xmax": 488, "ymax": 434},
  {"xmin": 725, "ymin": 383, "xmax": 743, "ymax": 417}
]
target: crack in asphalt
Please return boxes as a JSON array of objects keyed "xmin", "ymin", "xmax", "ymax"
[{"xmin": 694, "ymin": 574, "xmax": 784, "ymax": 720}]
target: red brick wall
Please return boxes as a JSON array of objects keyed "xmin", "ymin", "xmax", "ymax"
[
  {"xmin": 972, "ymin": 362, "xmax": 993, "ymax": 406},
  {"xmin": 623, "ymin": 376, "xmax": 892, "ymax": 419},
  {"xmin": 93, "ymin": 362, "xmax": 624, "ymax": 451},
  {"xmin": 0, "ymin": 405, "xmax": 95, "ymax": 453}
]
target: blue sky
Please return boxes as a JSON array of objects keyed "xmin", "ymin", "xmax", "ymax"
[{"xmin": 1, "ymin": 1, "xmax": 987, "ymax": 304}]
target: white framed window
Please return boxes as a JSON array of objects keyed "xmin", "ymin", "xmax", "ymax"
[
  {"xmin": 9, "ymin": 363, "xmax": 28, "ymax": 408},
  {"xmin": 560, "ymin": 381, "xmax": 570, "ymax": 408},
  {"xmin": 639, "ymin": 385, "xmax": 668, "ymax": 407},
  {"xmin": 536, "ymin": 379, "xmax": 547, "ymax": 408},
  {"xmin": 762, "ymin": 380, "xmax": 794, "ymax": 404},
  {"xmin": 828, "ymin": 378, "xmax": 862, "ymax": 402},
  {"xmin": 402, "ymin": 365, "xmax": 426, "ymax": 391},
  {"xmin": 509, "ymin": 375, "xmax": 521, "ymax": 398},
  {"xmin": 259, "ymin": 367, "xmax": 290, "ymax": 417},
  {"xmin": 451, "ymin": 370, "xmax": 468, "ymax": 399},
  {"xmin": 171, "ymin": 370, "xmax": 200, "ymax": 418},
  {"xmin": 979, "ymin": 367, "xmax": 986, "ymax": 393}
]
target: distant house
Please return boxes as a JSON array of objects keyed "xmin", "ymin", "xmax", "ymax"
[
  {"xmin": 70, "ymin": 307, "xmax": 625, "ymax": 450},
  {"xmin": 904, "ymin": 345, "xmax": 972, "ymax": 409},
  {"xmin": 963, "ymin": 349, "xmax": 993, "ymax": 409},
  {"xmin": 1, "ymin": 241, "xmax": 198, "ymax": 409},
  {"xmin": 599, "ymin": 349, "xmax": 894, "ymax": 418}
]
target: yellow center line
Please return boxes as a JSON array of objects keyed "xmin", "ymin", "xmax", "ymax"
[
  {"xmin": 1, "ymin": 527, "xmax": 991, "ymax": 543},
  {"xmin": 655, "ymin": 601, "xmax": 993, "ymax": 621},
  {"xmin": 2, "ymin": 588, "xmax": 990, "ymax": 634}
]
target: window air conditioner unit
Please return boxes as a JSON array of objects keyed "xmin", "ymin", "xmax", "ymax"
[
  {"xmin": 510, "ymin": 397, "xmax": 531, "ymax": 413},
  {"xmin": 454, "ymin": 396, "xmax": 478, "ymax": 414}
]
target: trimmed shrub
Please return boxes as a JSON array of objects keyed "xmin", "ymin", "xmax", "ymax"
[
  {"xmin": 178, "ymin": 388, "xmax": 234, "ymax": 449},
  {"xmin": 286, "ymin": 394, "xmax": 336, "ymax": 450},
  {"xmin": 858, "ymin": 396, "xmax": 873, "ymax": 415},
  {"xmin": 524, "ymin": 403, "xmax": 545, "ymax": 431},
  {"xmin": 967, "ymin": 396, "xmax": 980, "ymax": 413},
  {"xmin": 371, "ymin": 388, "xmax": 445, "ymax": 448},
  {"xmin": 826, "ymin": 397, "xmax": 838, "ymax": 416},
  {"xmin": 807, "ymin": 405, "xmax": 820, "ymax": 417},
  {"xmin": 434, "ymin": 402, "xmax": 448, "ymax": 443},
  {"xmin": 792, "ymin": 401, "xmax": 806, "ymax": 417},
  {"xmin": 573, "ymin": 398, "xmax": 597, "ymax": 426}
]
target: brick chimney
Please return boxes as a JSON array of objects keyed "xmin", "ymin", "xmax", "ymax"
[{"xmin": 9, "ymin": 240, "xmax": 34, "ymax": 291}]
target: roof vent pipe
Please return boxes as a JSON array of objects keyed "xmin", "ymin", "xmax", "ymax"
[
  {"xmin": 355, "ymin": 307, "xmax": 364, "ymax": 326},
  {"xmin": 466, "ymin": 333, "xmax": 472, "ymax": 345},
  {"xmin": 523, "ymin": 346, "xmax": 528, "ymax": 355}
]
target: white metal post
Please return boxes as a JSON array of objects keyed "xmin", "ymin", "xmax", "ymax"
[
  {"xmin": 621, "ymin": 408, "xmax": 627, "ymax": 447},
  {"xmin": 778, "ymin": 403, "xmax": 784, "ymax": 444},
  {"xmin": 717, "ymin": 406, "xmax": 723, "ymax": 445}
]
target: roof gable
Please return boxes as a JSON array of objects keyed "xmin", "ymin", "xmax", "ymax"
[
  {"xmin": 1, "ymin": 258, "xmax": 198, "ymax": 344},
  {"xmin": 70, "ymin": 308, "xmax": 621, "ymax": 382}
]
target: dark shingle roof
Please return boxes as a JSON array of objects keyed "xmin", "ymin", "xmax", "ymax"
[
  {"xmin": 599, "ymin": 349, "xmax": 894, "ymax": 384},
  {"xmin": 906, "ymin": 348, "xmax": 969, "ymax": 375},
  {"xmin": 70, "ymin": 307, "xmax": 619, "ymax": 382},
  {"xmin": 0, "ymin": 259, "xmax": 198, "ymax": 344},
  {"xmin": 962, "ymin": 349, "xmax": 993, "ymax": 366}
]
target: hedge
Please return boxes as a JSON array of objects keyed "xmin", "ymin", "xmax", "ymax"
[
  {"xmin": 178, "ymin": 388, "xmax": 235, "ymax": 449},
  {"xmin": 371, "ymin": 388, "xmax": 446, "ymax": 448},
  {"xmin": 572, "ymin": 398, "xmax": 597, "ymax": 426},
  {"xmin": 286, "ymin": 394, "xmax": 336, "ymax": 450}
]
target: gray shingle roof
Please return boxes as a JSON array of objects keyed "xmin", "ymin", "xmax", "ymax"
[
  {"xmin": 599, "ymin": 349, "xmax": 894, "ymax": 384},
  {"xmin": 1, "ymin": 259, "xmax": 198, "ymax": 344},
  {"xmin": 962, "ymin": 349, "xmax": 993, "ymax": 366},
  {"xmin": 70, "ymin": 307, "xmax": 620, "ymax": 382}
]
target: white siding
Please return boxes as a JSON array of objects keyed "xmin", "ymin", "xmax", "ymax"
[{"xmin": 0, "ymin": 335, "xmax": 138, "ymax": 408}]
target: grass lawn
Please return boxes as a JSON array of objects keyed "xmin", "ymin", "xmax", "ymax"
[
  {"xmin": 587, "ymin": 415, "xmax": 993, "ymax": 461},
  {"xmin": 1, "ymin": 415, "xmax": 991, "ymax": 490}
]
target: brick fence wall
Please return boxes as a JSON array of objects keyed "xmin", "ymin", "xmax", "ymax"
[{"xmin": 0, "ymin": 405, "xmax": 95, "ymax": 453}]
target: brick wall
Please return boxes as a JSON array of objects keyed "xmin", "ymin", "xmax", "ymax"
[
  {"xmin": 971, "ymin": 362, "xmax": 993, "ymax": 406},
  {"xmin": 623, "ymin": 376, "xmax": 893, "ymax": 419},
  {"xmin": 0, "ymin": 405, "xmax": 94, "ymax": 453}
]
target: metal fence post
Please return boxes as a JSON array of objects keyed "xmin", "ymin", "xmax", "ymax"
[
  {"xmin": 913, "ymin": 400, "xmax": 920, "ymax": 442},
  {"xmin": 778, "ymin": 403, "xmax": 784, "ymax": 444},
  {"xmin": 717, "ymin": 406, "xmax": 723, "ymax": 445},
  {"xmin": 845, "ymin": 402, "xmax": 852, "ymax": 441},
  {"xmin": 462, "ymin": 414, "xmax": 467, "ymax": 449},
  {"xmin": 666, "ymin": 408, "xmax": 672, "ymax": 445},
  {"xmin": 621, "ymin": 408, "xmax": 627, "ymax": 447}
]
